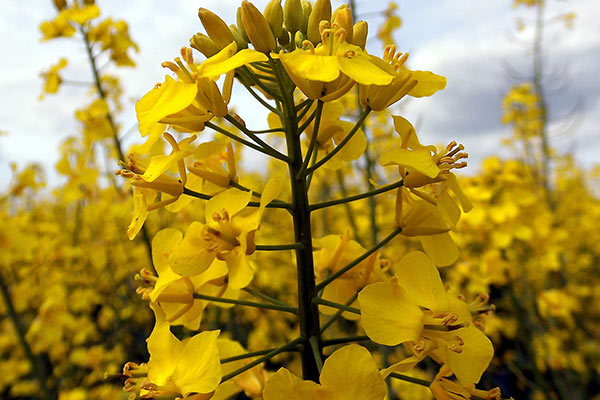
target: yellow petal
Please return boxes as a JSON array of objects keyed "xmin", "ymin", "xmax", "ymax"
[
  {"xmin": 408, "ymin": 70, "xmax": 447, "ymax": 98},
  {"xmin": 137, "ymin": 76, "xmax": 198, "ymax": 135},
  {"xmin": 199, "ymin": 43, "xmax": 269, "ymax": 77},
  {"xmin": 225, "ymin": 246, "xmax": 254, "ymax": 290},
  {"xmin": 394, "ymin": 252, "xmax": 449, "ymax": 313},
  {"xmin": 127, "ymin": 187, "xmax": 155, "ymax": 240},
  {"xmin": 420, "ymin": 233, "xmax": 458, "ymax": 267},
  {"xmin": 130, "ymin": 123, "xmax": 166, "ymax": 155},
  {"xmin": 206, "ymin": 188, "xmax": 253, "ymax": 223},
  {"xmin": 173, "ymin": 330, "xmax": 222, "ymax": 395},
  {"xmin": 445, "ymin": 173, "xmax": 472, "ymax": 213},
  {"xmin": 380, "ymin": 148, "xmax": 440, "ymax": 179},
  {"xmin": 336, "ymin": 52, "xmax": 394, "ymax": 86},
  {"xmin": 445, "ymin": 326, "xmax": 494, "ymax": 386},
  {"xmin": 319, "ymin": 344, "xmax": 387, "ymax": 400},
  {"xmin": 263, "ymin": 368, "xmax": 320, "ymax": 400},
  {"xmin": 380, "ymin": 355, "xmax": 422, "ymax": 379},
  {"xmin": 152, "ymin": 229, "xmax": 183, "ymax": 274},
  {"xmin": 147, "ymin": 302, "xmax": 183, "ymax": 386},
  {"xmin": 437, "ymin": 189, "xmax": 461, "ymax": 229},
  {"xmin": 280, "ymin": 50, "xmax": 340, "ymax": 82},
  {"xmin": 170, "ymin": 222, "xmax": 216, "ymax": 276},
  {"xmin": 141, "ymin": 149, "xmax": 191, "ymax": 183},
  {"xmin": 358, "ymin": 279, "xmax": 424, "ymax": 346}
]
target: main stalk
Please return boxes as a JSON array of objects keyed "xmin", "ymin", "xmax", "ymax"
[{"xmin": 274, "ymin": 60, "xmax": 322, "ymax": 382}]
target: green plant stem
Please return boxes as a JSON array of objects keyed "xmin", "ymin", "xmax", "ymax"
[
  {"xmin": 251, "ymin": 127, "xmax": 285, "ymax": 134},
  {"xmin": 316, "ymin": 227, "xmax": 402, "ymax": 291},
  {"xmin": 238, "ymin": 77, "xmax": 281, "ymax": 114},
  {"xmin": 296, "ymin": 98, "xmax": 313, "ymax": 112},
  {"xmin": 271, "ymin": 56, "xmax": 323, "ymax": 382},
  {"xmin": 255, "ymin": 243, "xmax": 304, "ymax": 250},
  {"xmin": 310, "ymin": 179, "xmax": 404, "ymax": 211},
  {"xmin": 334, "ymin": 169, "xmax": 364, "ymax": 245},
  {"xmin": 320, "ymin": 292, "xmax": 359, "ymax": 333},
  {"xmin": 322, "ymin": 335, "xmax": 369, "ymax": 347},
  {"xmin": 192, "ymin": 293, "xmax": 297, "ymax": 314},
  {"xmin": 182, "ymin": 187, "xmax": 293, "ymax": 210},
  {"xmin": 297, "ymin": 99, "xmax": 315, "ymax": 121},
  {"xmin": 0, "ymin": 271, "xmax": 52, "ymax": 399},
  {"xmin": 221, "ymin": 337, "xmax": 305, "ymax": 382},
  {"xmin": 297, "ymin": 100, "xmax": 324, "ymax": 179},
  {"xmin": 221, "ymin": 346, "xmax": 299, "ymax": 364},
  {"xmin": 313, "ymin": 298, "xmax": 360, "ymax": 315},
  {"xmin": 224, "ymin": 114, "xmax": 289, "ymax": 162},
  {"xmin": 205, "ymin": 121, "xmax": 290, "ymax": 163},
  {"xmin": 388, "ymin": 372, "xmax": 431, "ymax": 387},
  {"xmin": 305, "ymin": 107, "xmax": 371, "ymax": 175},
  {"xmin": 242, "ymin": 287, "xmax": 290, "ymax": 307},
  {"xmin": 309, "ymin": 336, "xmax": 323, "ymax": 373}
]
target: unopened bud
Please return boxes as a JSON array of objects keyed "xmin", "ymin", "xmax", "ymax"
[
  {"xmin": 352, "ymin": 20, "xmax": 368, "ymax": 50},
  {"xmin": 301, "ymin": 1, "xmax": 312, "ymax": 34},
  {"xmin": 53, "ymin": 0, "xmax": 66, "ymax": 10},
  {"xmin": 284, "ymin": 0, "xmax": 303, "ymax": 34},
  {"xmin": 278, "ymin": 26, "xmax": 290, "ymax": 46},
  {"xmin": 332, "ymin": 5, "xmax": 353, "ymax": 43},
  {"xmin": 236, "ymin": 7, "xmax": 249, "ymax": 42},
  {"xmin": 198, "ymin": 8, "xmax": 235, "ymax": 49},
  {"xmin": 241, "ymin": 1, "xmax": 277, "ymax": 53},
  {"xmin": 229, "ymin": 24, "xmax": 248, "ymax": 49},
  {"xmin": 190, "ymin": 33, "xmax": 220, "ymax": 57},
  {"xmin": 295, "ymin": 31, "xmax": 305, "ymax": 48},
  {"xmin": 264, "ymin": 0, "xmax": 284, "ymax": 38},
  {"xmin": 307, "ymin": 0, "xmax": 331, "ymax": 44}
]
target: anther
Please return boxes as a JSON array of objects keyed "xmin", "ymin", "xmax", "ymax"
[{"xmin": 161, "ymin": 61, "xmax": 180, "ymax": 73}]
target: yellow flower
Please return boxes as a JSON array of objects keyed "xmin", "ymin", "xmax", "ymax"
[
  {"xmin": 117, "ymin": 133, "xmax": 196, "ymax": 240},
  {"xmin": 361, "ymin": 46, "xmax": 446, "ymax": 110},
  {"xmin": 136, "ymin": 42, "xmax": 267, "ymax": 139},
  {"xmin": 358, "ymin": 251, "xmax": 494, "ymax": 386},
  {"xmin": 279, "ymin": 21, "xmax": 395, "ymax": 100},
  {"xmin": 263, "ymin": 344, "xmax": 387, "ymax": 400},
  {"xmin": 314, "ymin": 232, "xmax": 382, "ymax": 320},
  {"xmin": 169, "ymin": 178, "xmax": 283, "ymax": 289},
  {"xmin": 39, "ymin": 58, "xmax": 68, "ymax": 99},
  {"xmin": 130, "ymin": 302, "xmax": 221, "ymax": 398}
]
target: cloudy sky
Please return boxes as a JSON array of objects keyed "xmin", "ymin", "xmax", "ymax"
[{"xmin": 1, "ymin": 0, "xmax": 598, "ymax": 190}]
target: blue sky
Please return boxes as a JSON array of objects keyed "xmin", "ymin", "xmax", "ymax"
[{"xmin": 1, "ymin": 0, "xmax": 598, "ymax": 190}]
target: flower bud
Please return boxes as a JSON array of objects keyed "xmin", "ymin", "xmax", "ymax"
[
  {"xmin": 229, "ymin": 24, "xmax": 249, "ymax": 49},
  {"xmin": 307, "ymin": 0, "xmax": 331, "ymax": 44},
  {"xmin": 241, "ymin": 1, "xmax": 277, "ymax": 53},
  {"xmin": 301, "ymin": 1, "xmax": 312, "ymax": 34},
  {"xmin": 278, "ymin": 27, "xmax": 290, "ymax": 46},
  {"xmin": 294, "ymin": 31, "xmax": 305, "ymax": 48},
  {"xmin": 198, "ymin": 8, "xmax": 235, "ymax": 49},
  {"xmin": 236, "ymin": 7, "xmax": 249, "ymax": 42},
  {"xmin": 332, "ymin": 5, "xmax": 353, "ymax": 43},
  {"xmin": 352, "ymin": 20, "xmax": 368, "ymax": 50},
  {"xmin": 264, "ymin": 0, "xmax": 284, "ymax": 38},
  {"xmin": 190, "ymin": 33, "xmax": 220, "ymax": 57},
  {"xmin": 283, "ymin": 0, "xmax": 303, "ymax": 34},
  {"xmin": 53, "ymin": 0, "xmax": 66, "ymax": 10}
]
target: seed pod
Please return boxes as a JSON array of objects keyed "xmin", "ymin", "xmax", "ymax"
[
  {"xmin": 352, "ymin": 20, "xmax": 368, "ymax": 50},
  {"xmin": 283, "ymin": 0, "xmax": 303, "ymax": 34},
  {"xmin": 198, "ymin": 8, "xmax": 235, "ymax": 49},
  {"xmin": 307, "ymin": 0, "xmax": 331, "ymax": 44},
  {"xmin": 264, "ymin": 0, "xmax": 284, "ymax": 38},
  {"xmin": 241, "ymin": 1, "xmax": 277, "ymax": 53},
  {"xmin": 190, "ymin": 33, "xmax": 220, "ymax": 57}
]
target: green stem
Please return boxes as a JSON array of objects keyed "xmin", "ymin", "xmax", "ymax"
[
  {"xmin": 388, "ymin": 372, "xmax": 430, "ymax": 387},
  {"xmin": 224, "ymin": 114, "xmax": 289, "ymax": 162},
  {"xmin": 309, "ymin": 336, "xmax": 323, "ymax": 373},
  {"xmin": 314, "ymin": 298, "xmax": 360, "ymax": 315},
  {"xmin": 334, "ymin": 170, "xmax": 364, "ymax": 245},
  {"xmin": 238, "ymin": 77, "xmax": 281, "ymax": 114},
  {"xmin": 183, "ymin": 187, "xmax": 293, "ymax": 210},
  {"xmin": 0, "ymin": 271, "xmax": 52, "ymax": 399},
  {"xmin": 322, "ymin": 335, "xmax": 369, "ymax": 347},
  {"xmin": 192, "ymin": 293, "xmax": 297, "ymax": 314},
  {"xmin": 296, "ymin": 98, "xmax": 313, "ymax": 112},
  {"xmin": 311, "ymin": 179, "xmax": 404, "ymax": 211},
  {"xmin": 297, "ymin": 100, "xmax": 324, "ymax": 179},
  {"xmin": 205, "ymin": 121, "xmax": 290, "ymax": 163},
  {"xmin": 271, "ymin": 56, "xmax": 323, "ymax": 382},
  {"xmin": 221, "ymin": 346, "xmax": 299, "ymax": 364},
  {"xmin": 255, "ymin": 243, "xmax": 304, "ymax": 250},
  {"xmin": 297, "ymin": 99, "xmax": 315, "ymax": 121},
  {"xmin": 242, "ymin": 287, "xmax": 290, "ymax": 307},
  {"xmin": 320, "ymin": 292, "xmax": 359, "ymax": 333},
  {"xmin": 316, "ymin": 227, "xmax": 402, "ymax": 291},
  {"xmin": 306, "ymin": 107, "xmax": 371, "ymax": 175},
  {"xmin": 221, "ymin": 337, "xmax": 305, "ymax": 382}
]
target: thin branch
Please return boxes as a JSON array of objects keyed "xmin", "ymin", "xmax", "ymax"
[
  {"xmin": 242, "ymin": 287, "xmax": 290, "ymax": 307},
  {"xmin": 310, "ymin": 179, "xmax": 404, "ymax": 211},
  {"xmin": 224, "ymin": 114, "xmax": 290, "ymax": 162},
  {"xmin": 193, "ymin": 293, "xmax": 297, "ymax": 314},
  {"xmin": 322, "ymin": 335, "xmax": 369, "ymax": 347},
  {"xmin": 183, "ymin": 187, "xmax": 293, "ymax": 210},
  {"xmin": 255, "ymin": 243, "xmax": 304, "ymax": 251},
  {"xmin": 313, "ymin": 297, "xmax": 360, "ymax": 314},
  {"xmin": 316, "ymin": 227, "xmax": 402, "ymax": 291},
  {"xmin": 297, "ymin": 100, "xmax": 324, "ymax": 179}
]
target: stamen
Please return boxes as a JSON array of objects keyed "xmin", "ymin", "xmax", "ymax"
[
  {"xmin": 180, "ymin": 47, "xmax": 194, "ymax": 66},
  {"xmin": 161, "ymin": 61, "xmax": 180, "ymax": 74},
  {"xmin": 442, "ymin": 312, "xmax": 459, "ymax": 326},
  {"xmin": 302, "ymin": 40, "xmax": 315, "ymax": 53}
]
